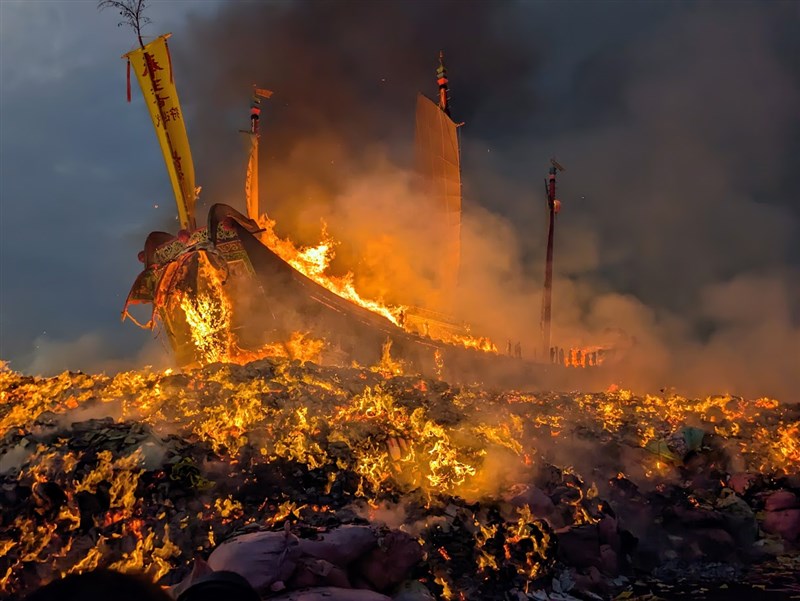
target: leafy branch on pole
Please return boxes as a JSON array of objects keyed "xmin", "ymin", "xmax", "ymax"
[{"xmin": 98, "ymin": 0, "xmax": 150, "ymax": 48}]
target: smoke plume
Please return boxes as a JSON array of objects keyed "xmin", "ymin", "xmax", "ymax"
[{"xmin": 169, "ymin": 0, "xmax": 798, "ymax": 400}]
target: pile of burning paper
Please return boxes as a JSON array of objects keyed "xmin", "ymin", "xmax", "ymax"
[{"xmin": 1, "ymin": 359, "xmax": 798, "ymax": 600}]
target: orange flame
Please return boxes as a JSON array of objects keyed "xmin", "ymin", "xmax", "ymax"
[{"xmin": 257, "ymin": 215, "xmax": 406, "ymax": 326}]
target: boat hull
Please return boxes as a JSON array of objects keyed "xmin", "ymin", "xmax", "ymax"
[{"xmin": 125, "ymin": 205, "xmax": 606, "ymax": 388}]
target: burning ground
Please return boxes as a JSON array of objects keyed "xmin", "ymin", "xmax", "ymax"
[{"xmin": 1, "ymin": 358, "xmax": 799, "ymax": 600}]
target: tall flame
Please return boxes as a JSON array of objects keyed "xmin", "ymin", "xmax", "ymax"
[
  {"xmin": 252, "ymin": 214, "xmax": 498, "ymax": 352},
  {"xmin": 257, "ymin": 215, "xmax": 406, "ymax": 326},
  {"xmin": 180, "ymin": 292, "xmax": 233, "ymax": 364}
]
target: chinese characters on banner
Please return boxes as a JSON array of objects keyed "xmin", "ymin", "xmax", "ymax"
[{"xmin": 126, "ymin": 35, "xmax": 196, "ymax": 230}]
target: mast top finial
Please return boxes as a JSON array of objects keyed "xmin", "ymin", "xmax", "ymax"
[{"xmin": 436, "ymin": 51, "xmax": 450, "ymax": 115}]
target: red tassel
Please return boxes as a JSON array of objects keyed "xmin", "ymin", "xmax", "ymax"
[
  {"xmin": 165, "ymin": 39, "xmax": 173, "ymax": 83},
  {"xmin": 126, "ymin": 58, "xmax": 131, "ymax": 103}
]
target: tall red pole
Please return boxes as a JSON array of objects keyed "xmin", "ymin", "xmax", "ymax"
[{"xmin": 541, "ymin": 164, "xmax": 559, "ymax": 360}]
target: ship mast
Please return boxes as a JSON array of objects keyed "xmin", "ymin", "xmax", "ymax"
[
  {"xmin": 436, "ymin": 50, "xmax": 451, "ymax": 117},
  {"xmin": 241, "ymin": 86, "xmax": 273, "ymax": 222},
  {"xmin": 436, "ymin": 50, "xmax": 461, "ymax": 294},
  {"xmin": 540, "ymin": 158, "xmax": 564, "ymax": 360}
]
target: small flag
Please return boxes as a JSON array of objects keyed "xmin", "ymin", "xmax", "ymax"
[{"xmin": 254, "ymin": 87, "xmax": 273, "ymax": 99}]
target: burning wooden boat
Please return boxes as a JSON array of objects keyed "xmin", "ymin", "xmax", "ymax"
[
  {"xmin": 123, "ymin": 202, "xmax": 582, "ymax": 385},
  {"xmin": 119, "ymin": 35, "xmax": 606, "ymax": 385}
]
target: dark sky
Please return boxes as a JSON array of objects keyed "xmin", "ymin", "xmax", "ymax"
[{"xmin": 1, "ymin": 1, "xmax": 798, "ymax": 397}]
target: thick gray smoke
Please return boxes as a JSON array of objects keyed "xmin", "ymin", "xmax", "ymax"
[{"xmin": 169, "ymin": 1, "xmax": 799, "ymax": 400}]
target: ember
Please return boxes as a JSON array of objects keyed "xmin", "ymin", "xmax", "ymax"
[{"xmin": 1, "ymin": 359, "xmax": 799, "ymax": 600}]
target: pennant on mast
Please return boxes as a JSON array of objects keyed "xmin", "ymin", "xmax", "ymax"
[
  {"xmin": 241, "ymin": 86, "xmax": 273, "ymax": 222},
  {"xmin": 244, "ymin": 134, "xmax": 259, "ymax": 222},
  {"xmin": 125, "ymin": 34, "xmax": 197, "ymax": 230}
]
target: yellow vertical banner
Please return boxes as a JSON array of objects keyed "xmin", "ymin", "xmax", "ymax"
[{"xmin": 126, "ymin": 35, "xmax": 196, "ymax": 230}]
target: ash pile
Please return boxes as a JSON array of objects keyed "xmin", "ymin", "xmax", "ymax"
[{"xmin": 0, "ymin": 359, "xmax": 798, "ymax": 600}]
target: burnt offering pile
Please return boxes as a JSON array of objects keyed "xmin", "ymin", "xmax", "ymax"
[{"xmin": 1, "ymin": 360, "xmax": 799, "ymax": 600}]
